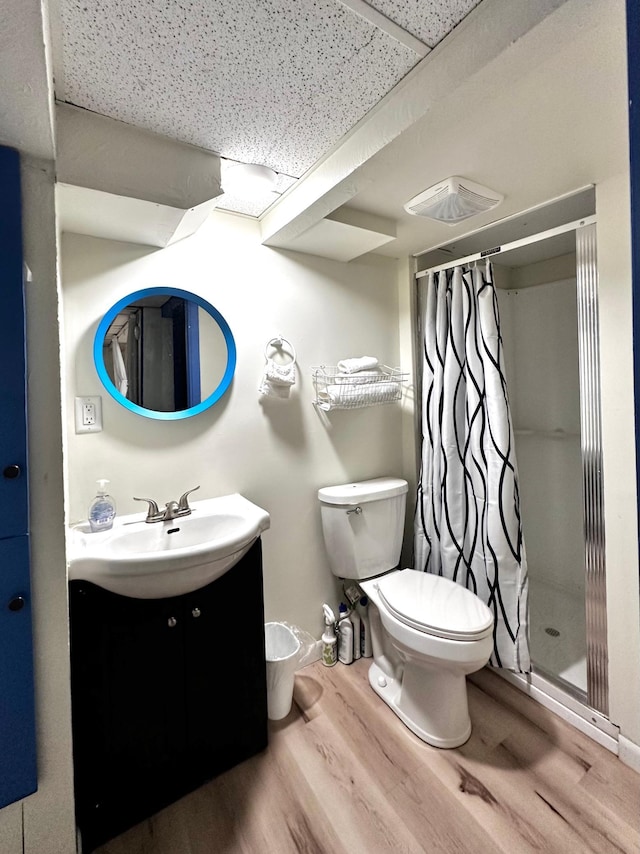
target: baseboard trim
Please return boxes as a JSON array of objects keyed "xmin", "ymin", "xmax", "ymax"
[
  {"xmin": 619, "ymin": 735, "xmax": 640, "ymax": 772},
  {"xmin": 493, "ymin": 668, "xmax": 619, "ymax": 753}
]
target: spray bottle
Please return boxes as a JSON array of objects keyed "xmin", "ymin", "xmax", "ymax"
[
  {"xmin": 358, "ymin": 595, "xmax": 373, "ymax": 658},
  {"xmin": 350, "ymin": 605, "xmax": 361, "ymax": 660},
  {"xmin": 337, "ymin": 603, "xmax": 354, "ymax": 665},
  {"xmin": 322, "ymin": 604, "xmax": 337, "ymax": 667}
]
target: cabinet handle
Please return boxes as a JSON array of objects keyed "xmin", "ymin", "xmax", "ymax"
[
  {"xmin": 8, "ymin": 596, "xmax": 25, "ymax": 612},
  {"xmin": 3, "ymin": 465, "xmax": 21, "ymax": 479},
  {"xmin": 167, "ymin": 616, "xmax": 177, "ymax": 628},
  {"xmin": 192, "ymin": 607, "xmax": 201, "ymax": 618}
]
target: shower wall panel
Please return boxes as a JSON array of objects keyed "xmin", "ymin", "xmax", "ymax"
[{"xmin": 498, "ymin": 277, "xmax": 584, "ymax": 597}]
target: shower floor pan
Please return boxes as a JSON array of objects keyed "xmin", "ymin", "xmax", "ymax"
[{"xmin": 529, "ymin": 576, "xmax": 587, "ymax": 694}]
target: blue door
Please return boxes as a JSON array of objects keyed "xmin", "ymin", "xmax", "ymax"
[{"xmin": 0, "ymin": 145, "xmax": 37, "ymax": 807}]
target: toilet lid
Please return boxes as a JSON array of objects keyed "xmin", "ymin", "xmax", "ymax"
[{"xmin": 375, "ymin": 570, "xmax": 494, "ymax": 641}]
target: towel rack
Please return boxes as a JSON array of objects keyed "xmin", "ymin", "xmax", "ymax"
[
  {"xmin": 311, "ymin": 365, "xmax": 408, "ymax": 411},
  {"xmin": 265, "ymin": 335, "xmax": 296, "ymax": 363}
]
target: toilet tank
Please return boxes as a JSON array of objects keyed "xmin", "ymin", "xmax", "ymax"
[{"xmin": 318, "ymin": 477, "xmax": 408, "ymax": 579}]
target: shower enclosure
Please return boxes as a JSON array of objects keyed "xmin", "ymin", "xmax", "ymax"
[
  {"xmin": 414, "ymin": 196, "xmax": 613, "ymax": 739},
  {"xmin": 496, "ymin": 228, "xmax": 596, "ymax": 696}
]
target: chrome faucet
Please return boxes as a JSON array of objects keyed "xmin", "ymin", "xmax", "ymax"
[
  {"xmin": 134, "ymin": 486, "xmax": 200, "ymax": 523},
  {"xmin": 162, "ymin": 500, "xmax": 180, "ymax": 521}
]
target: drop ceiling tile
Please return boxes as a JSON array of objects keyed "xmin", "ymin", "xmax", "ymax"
[
  {"xmin": 366, "ymin": 0, "xmax": 482, "ymax": 46},
  {"xmin": 261, "ymin": 31, "xmax": 417, "ymax": 176},
  {"xmin": 216, "ymin": 193, "xmax": 279, "ymax": 218},
  {"xmin": 58, "ymin": 0, "xmax": 419, "ymax": 179},
  {"xmin": 216, "ymin": 173, "xmax": 297, "ymax": 217},
  {"xmin": 273, "ymin": 174, "xmax": 298, "ymax": 194}
]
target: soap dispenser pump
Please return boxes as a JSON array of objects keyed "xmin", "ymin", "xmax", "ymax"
[{"xmin": 88, "ymin": 479, "xmax": 116, "ymax": 532}]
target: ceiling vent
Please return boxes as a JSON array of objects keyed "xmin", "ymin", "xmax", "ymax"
[{"xmin": 404, "ymin": 177, "xmax": 503, "ymax": 225}]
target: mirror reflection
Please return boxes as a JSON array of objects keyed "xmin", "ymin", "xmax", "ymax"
[{"xmin": 95, "ymin": 288, "xmax": 235, "ymax": 420}]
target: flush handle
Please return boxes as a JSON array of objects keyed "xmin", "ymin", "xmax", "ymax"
[{"xmin": 346, "ymin": 506, "xmax": 362, "ymax": 516}]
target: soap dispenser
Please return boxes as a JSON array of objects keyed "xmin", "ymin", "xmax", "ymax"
[{"xmin": 88, "ymin": 479, "xmax": 116, "ymax": 532}]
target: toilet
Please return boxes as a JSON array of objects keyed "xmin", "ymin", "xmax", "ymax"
[{"xmin": 318, "ymin": 476, "xmax": 494, "ymax": 748}]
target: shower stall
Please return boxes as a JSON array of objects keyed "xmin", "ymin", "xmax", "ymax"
[
  {"xmin": 497, "ymin": 231, "xmax": 590, "ymax": 690},
  {"xmin": 414, "ymin": 193, "xmax": 614, "ymax": 743}
]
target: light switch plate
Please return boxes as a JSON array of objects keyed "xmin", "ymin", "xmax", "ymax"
[{"xmin": 75, "ymin": 396, "xmax": 103, "ymax": 433}]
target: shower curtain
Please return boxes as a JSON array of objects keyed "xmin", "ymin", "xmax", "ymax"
[{"xmin": 415, "ymin": 261, "xmax": 530, "ymax": 672}]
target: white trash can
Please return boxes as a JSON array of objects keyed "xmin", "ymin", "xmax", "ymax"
[{"xmin": 265, "ymin": 622, "xmax": 301, "ymax": 720}]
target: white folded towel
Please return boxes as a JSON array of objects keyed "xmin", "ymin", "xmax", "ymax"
[
  {"xmin": 264, "ymin": 358, "xmax": 296, "ymax": 387},
  {"xmin": 317, "ymin": 381, "xmax": 400, "ymax": 411},
  {"xmin": 259, "ymin": 348, "xmax": 296, "ymax": 400},
  {"xmin": 259, "ymin": 375, "xmax": 292, "ymax": 399},
  {"xmin": 337, "ymin": 356, "xmax": 379, "ymax": 374},
  {"xmin": 333, "ymin": 370, "xmax": 381, "ymax": 384}
]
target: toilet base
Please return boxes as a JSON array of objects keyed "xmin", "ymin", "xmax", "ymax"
[{"xmin": 367, "ymin": 661, "xmax": 472, "ymax": 749}]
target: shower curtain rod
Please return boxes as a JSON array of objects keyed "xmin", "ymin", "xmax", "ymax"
[{"xmin": 415, "ymin": 214, "xmax": 597, "ymax": 279}]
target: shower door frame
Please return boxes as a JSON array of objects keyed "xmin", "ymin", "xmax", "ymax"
[{"xmin": 413, "ymin": 214, "xmax": 612, "ymax": 735}]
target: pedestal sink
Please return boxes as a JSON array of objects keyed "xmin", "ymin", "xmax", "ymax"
[{"xmin": 67, "ymin": 493, "xmax": 270, "ymax": 598}]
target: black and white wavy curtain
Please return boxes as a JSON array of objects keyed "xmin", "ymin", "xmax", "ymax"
[{"xmin": 415, "ymin": 261, "xmax": 530, "ymax": 672}]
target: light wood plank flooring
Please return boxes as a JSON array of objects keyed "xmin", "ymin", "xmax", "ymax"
[{"xmin": 97, "ymin": 660, "xmax": 640, "ymax": 853}]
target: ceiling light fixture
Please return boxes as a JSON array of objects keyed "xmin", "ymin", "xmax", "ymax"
[
  {"xmin": 404, "ymin": 177, "xmax": 503, "ymax": 224},
  {"xmin": 221, "ymin": 161, "xmax": 278, "ymax": 198}
]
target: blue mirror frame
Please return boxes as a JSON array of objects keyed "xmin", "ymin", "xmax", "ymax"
[{"xmin": 94, "ymin": 287, "xmax": 236, "ymax": 420}]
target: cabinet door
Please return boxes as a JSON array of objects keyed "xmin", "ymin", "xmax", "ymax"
[
  {"xmin": 0, "ymin": 145, "xmax": 36, "ymax": 810},
  {"xmin": 70, "ymin": 582, "xmax": 188, "ymax": 850},
  {"xmin": 0, "ymin": 146, "xmax": 28, "ymax": 539},
  {"xmin": 183, "ymin": 540, "xmax": 268, "ymax": 783},
  {"xmin": 69, "ymin": 542, "xmax": 268, "ymax": 851},
  {"xmin": 0, "ymin": 537, "xmax": 36, "ymax": 808}
]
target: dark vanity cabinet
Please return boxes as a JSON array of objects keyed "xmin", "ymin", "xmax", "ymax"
[{"xmin": 69, "ymin": 539, "xmax": 267, "ymax": 852}]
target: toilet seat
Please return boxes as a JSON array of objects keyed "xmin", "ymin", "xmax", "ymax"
[{"xmin": 374, "ymin": 569, "xmax": 493, "ymax": 641}]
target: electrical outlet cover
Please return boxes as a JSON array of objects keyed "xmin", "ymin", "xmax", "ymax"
[{"xmin": 75, "ymin": 396, "xmax": 103, "ymax": 433}]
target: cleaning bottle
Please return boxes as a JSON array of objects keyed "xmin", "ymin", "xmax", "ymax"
[
  {"xmin": 322, "ymin": 604, "xmax": 337, "ymax": 667},
  {"xmin": 358, "ymin": 595, "xmax": 373, "ymax": 658},
  {"xmin": 337, "ymin": 602, "xmax": 354, "ymax": 665},
  {"xmin": 350, "ymin": 605, "xmax": 361, "ymax": 660},
  {"xmin": 88, "ymin": 479, "xmax": 116, "ymax": 532}
]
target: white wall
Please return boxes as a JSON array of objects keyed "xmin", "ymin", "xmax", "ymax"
[
  {"xmin": 61, "ymin": 214, "xmax": 403, "ymax": 636},
  {"xmin": 596, "ymin": 173, "xmax": 640, "ymax": 746},
  {"xmin": 20, "ymin": 159, "xmax": 76, "ymax": 854}
]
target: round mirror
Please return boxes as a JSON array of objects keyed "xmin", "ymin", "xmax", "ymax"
[{"xmin": 94, "ymin": 287, "xmax": 236, "ymax": 420}]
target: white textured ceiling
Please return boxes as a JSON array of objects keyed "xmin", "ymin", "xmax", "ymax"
[
  {"xmin": 53, "ymin": 0, "xmax": 480, "ymax": 215},
  {"xmin": 343, "ymin": 0, "xmax": 627, "ymax": 258},
  {"xmin": 365, "ymin": 0, "xmax": 482, "ymax": 43}
]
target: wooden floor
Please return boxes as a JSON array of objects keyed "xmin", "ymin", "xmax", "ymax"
[{"xmin": 97, "ymin": 660, "xmax": 640, "ymax": 854}]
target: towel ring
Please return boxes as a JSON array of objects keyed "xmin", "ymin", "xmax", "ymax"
[{"xmin": 264, "ymin": 335, "xmax": 296, "ymax": 363}]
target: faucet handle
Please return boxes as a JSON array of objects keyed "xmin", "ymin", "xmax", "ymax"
[
  {"xmin": 133, "ymin": 496, "xmax": 161, "ymax": 521},
  {"xmin": 177, "ymin": 486, "xmax": 200, "ymax": 513}
]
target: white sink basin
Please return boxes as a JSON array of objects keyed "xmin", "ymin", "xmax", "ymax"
[{"xmin": 68, "ymin": 493, "xmax": 270, "ymax": 598}]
